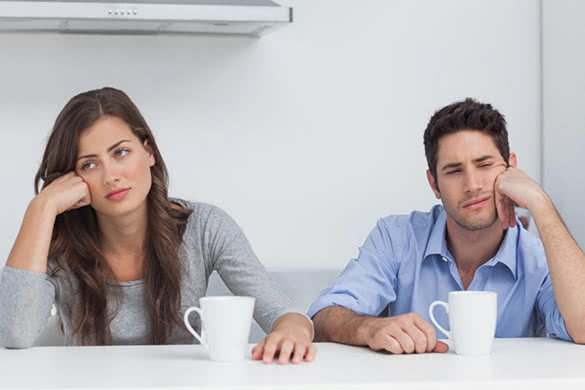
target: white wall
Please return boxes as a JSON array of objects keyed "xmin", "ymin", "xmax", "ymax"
[
  {"xmin": 542, "ymin": 0, "xmax": 585, "ymax": 248},
  {"xmin": 0, "ymin": 0, "xmax": 541, "ymax": 270}
]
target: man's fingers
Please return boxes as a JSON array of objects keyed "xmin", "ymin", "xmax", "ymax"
[
  {"xmin": 390, "ymin": 328, "xmax": 415, "ymax": 354},
  {"xmin": 402, "ymin": 324, "xmax": 427, "ymax": 354},
  {"xmin": 413, "ymin": 317, "xmax": 437, "ymax": 352},
  {"xmin": 384, "ymin": 335, "xmax": 404, "ymax": 354},
  {"xmin": 495, "ymin": 188, "xmax": 509, "ymax": 230},
  {"xmin": 508, "ymin": 198, "xmax": 516, "ymax": 228},
  {"xmin": 432, "ymin": 340, "xmax": 449, "ymax": 353}
]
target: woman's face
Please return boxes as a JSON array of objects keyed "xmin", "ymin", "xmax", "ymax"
[{"xmin": 75, "ymin": 115, "xmax": 155, "ymax": 218}]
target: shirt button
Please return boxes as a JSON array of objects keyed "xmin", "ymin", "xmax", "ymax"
[{"xmin": 442, "ymin": 256, "xmax": 448, "ymax": 262}]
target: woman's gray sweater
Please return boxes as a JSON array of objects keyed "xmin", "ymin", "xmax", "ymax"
[{"xmin": 0, "ymin": 200, "xmax": 299, "ymax": 348}]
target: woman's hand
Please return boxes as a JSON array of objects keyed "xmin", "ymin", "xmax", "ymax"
[
  {"xmin": 36, "ymin": 172, "xmax": 92, "ymax": 216},
  {"xmin": 251, "ymin": 313, "xmax": 316, "ymax": 365}
]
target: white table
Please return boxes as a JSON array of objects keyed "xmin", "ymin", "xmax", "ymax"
[{"xmin": 1, "ymin": 338, "xmax": 584, "ymax": 390}]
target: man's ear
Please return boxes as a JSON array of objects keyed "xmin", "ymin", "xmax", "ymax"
[
  {"xmin": 508, "ymin": 152, "xmax": 517, "ymax": 168},
  {"xmin": 143, "ymin": 140, "xmax": 156, "ymax": 167},
  {"xmin": 427, "ymin": 169, "xmax": 441, "ymax": 199}
]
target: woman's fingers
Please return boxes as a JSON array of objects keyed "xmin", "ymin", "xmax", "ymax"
[
  {"xmin": 261, "ymin": 335, "xmax": 280, "ymax": 364},
  {"xmin": 278, "ymin": 339, "xmax": 295, "ymax": 365},
  {"xmin": 251, "ymin": 338, "xmax": 266, "ymax": 361},
  {"xmin": 255, "ymin": 333, "xmax": 314, "ymax": 365},
  {"xmin": 291, "ymin": 343, "xmax": 307, "ymax": 364},
  {"xmin": 304, "ymin": 343, "xmax": 317, "ymax": 362}
]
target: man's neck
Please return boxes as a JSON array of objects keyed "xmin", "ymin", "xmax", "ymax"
[{"xmin": 445, "ymin": 217, "xmax": 506, "ymax": 288}]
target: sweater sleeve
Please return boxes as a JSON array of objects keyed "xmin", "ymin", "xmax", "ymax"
[
  {"xmin": 0, "ymin": 266, "xmax": 56, "ymax": 348},
  {"xmin": 199, "ymin": 205, "xmax": 305, "ymax": 334}
]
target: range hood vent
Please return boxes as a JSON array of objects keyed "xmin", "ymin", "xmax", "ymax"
[{"xmin": 0, "ymin": 0, "xmax": 293, "ymax": 36}]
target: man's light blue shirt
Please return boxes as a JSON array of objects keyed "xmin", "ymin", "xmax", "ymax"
[{"xmin": 308, "ymin": 205, "xmax": 571, "ymax": 341}]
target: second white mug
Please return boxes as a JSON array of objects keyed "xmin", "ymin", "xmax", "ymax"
[
  {"xmin": 184, "ymin": 296, "xmax": 255, "ymax": 362},
  {"xmin": 429, "ymin": 291, "xmax": 497, "ymax": 355}
]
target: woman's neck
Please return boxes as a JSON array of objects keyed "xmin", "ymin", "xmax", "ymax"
[{"xmin": 97, "ymin": 202, "xmax": 148, "ymax": 261}]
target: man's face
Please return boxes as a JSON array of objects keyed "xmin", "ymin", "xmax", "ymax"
[{"xmin": 427, "ymin": 130, "xmax": 510, "ymax": 231}]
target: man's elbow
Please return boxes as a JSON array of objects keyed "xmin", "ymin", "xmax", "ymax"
[
  {"xmin": 567, "ymin": 322, "xmax": 585, "ymax": 344},
  {"xmin": 571, "ymin": 332, "xmax": 585, "ymax": 345}
]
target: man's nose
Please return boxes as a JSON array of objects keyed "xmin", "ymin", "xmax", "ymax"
[{"xmin": 463, "ymin": 168, "xmax": 482, "ymax": 193}]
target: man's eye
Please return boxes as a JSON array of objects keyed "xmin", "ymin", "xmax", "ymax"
[
  {"xmin": 116, "ymin": 149, "xmax": 129, "ymax": 158},
  {"xmin": 479, "ymin": 163, "xmax": 492, "ymax": 168},
  {"xmin": 446, "ymin": 170, "xmax": 460, "ymax": 175}
]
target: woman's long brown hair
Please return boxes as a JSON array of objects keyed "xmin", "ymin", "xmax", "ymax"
[{"xmin": 34, "ymin": 87, "xmax": 192, "ymax": 345}]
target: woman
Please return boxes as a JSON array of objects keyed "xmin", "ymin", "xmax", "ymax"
[{"xmin": 0, "ymin": 87, "xmax": 315, "ymax": 365}]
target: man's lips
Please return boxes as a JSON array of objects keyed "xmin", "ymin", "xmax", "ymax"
[
  {"xmin": 462, "ymin": 196, "xmax": 491, "ymax": 209},
  {"xmin": 106, "ymin": 188, "xmax": 130, "ymax": 200}
]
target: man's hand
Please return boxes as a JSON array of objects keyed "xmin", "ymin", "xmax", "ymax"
[
  {"xmin": 494, "ymin": 167, "xmax": 547, "ymax": 230},
  {"xmin": 362, "ymin": 313, "xmax": 448, "ymax": 354},
  {"xmin": 251, "ymin": 313, "xmax": 316, "ymax": 365}
]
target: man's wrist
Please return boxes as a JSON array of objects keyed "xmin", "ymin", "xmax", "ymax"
[
  {"xmin": 526, "ymin": 189, "xmax": 554, "ymax": 217},
  {"xmin": 355, "ymin": 316, "xmax": 375, "ymax": 346}
]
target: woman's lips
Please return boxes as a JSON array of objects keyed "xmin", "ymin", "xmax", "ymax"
[{"xmin": 106, "ymin": 188, "xmax": 130, "ymax": 200}]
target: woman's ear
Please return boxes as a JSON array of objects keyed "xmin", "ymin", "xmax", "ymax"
[
  {"xmin": 508, "ymin": 152, "xmax": 517, "ymax": 168},
  {"xmin": 143, "ymin": 140, "xmax": 156, "ymax": 167}
]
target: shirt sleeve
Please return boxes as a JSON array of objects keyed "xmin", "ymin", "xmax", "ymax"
[
  {"xmin": 201, "ymin": 205, "xmax": 310, "ymax": 336},
  {"xmin": 535, "ymin": 272, "xmax": 572, "ymax": 341},
  {"xmin": 0, "ymin": 266, "xmax": 56, "ymax": 348},
  {"xmin": 307, "ymin": 218, "xmax": 399, "ymax": 319}
]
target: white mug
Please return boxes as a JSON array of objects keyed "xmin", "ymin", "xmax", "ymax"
[
  {"xmin": 184, "ymin": 296, "xmax": 255, "ymax": 362},
  {"xmin": 429, "ymin": 291, "xmax": 497, "ymax": 355}
]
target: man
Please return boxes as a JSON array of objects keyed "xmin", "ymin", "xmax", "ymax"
[{"xmin": 308, "ymin": 98, "xmax": 585, "ymax": 354}]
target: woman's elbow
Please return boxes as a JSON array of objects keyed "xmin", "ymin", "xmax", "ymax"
[{"xmin": 0, "ymin": 329, "xmax": 37, "ymax": 349}]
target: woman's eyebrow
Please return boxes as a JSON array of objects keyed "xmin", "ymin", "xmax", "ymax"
[{"xmin": 77, "ymin": 140, "xmax": 130, "ymax": 160}]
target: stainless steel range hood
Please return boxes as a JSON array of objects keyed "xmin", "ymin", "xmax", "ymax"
[{"xmin": 0, "ymin": 0, "xmax": 293, "ymax": 36}]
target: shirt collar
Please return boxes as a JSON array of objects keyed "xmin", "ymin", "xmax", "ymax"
[
  {"xmin": 423, "ymin": 206, "xmax": 518, "ymax": 280},
  {"xmin": 484, "ymin": 224, "xmax": 518, "ymax": 279},
  {"xmin": 423, "ymin": 208, "xmax": 450, "ymax": 261}
]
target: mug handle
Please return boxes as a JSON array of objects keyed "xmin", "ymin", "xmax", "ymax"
[
  {"xmin": 184, "ymin": 307, "xmax": 205, "ymax": 345},
  {"xmin": 428, "ymin": 300, "xmax": 451, "ymax": 339}
]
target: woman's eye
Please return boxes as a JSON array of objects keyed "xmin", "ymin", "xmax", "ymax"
[
  {"xmin": 115, "ymin": 148, "xmax": 129, "ymax": 158},
  {"xmin": 81, "ymin": 162, "xmax": 95, "ymax": 171}
]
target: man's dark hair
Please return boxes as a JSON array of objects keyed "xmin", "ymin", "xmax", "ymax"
[{"xmin": 423, "ymin": 98, "xmax": 510, "ymax": 184}]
